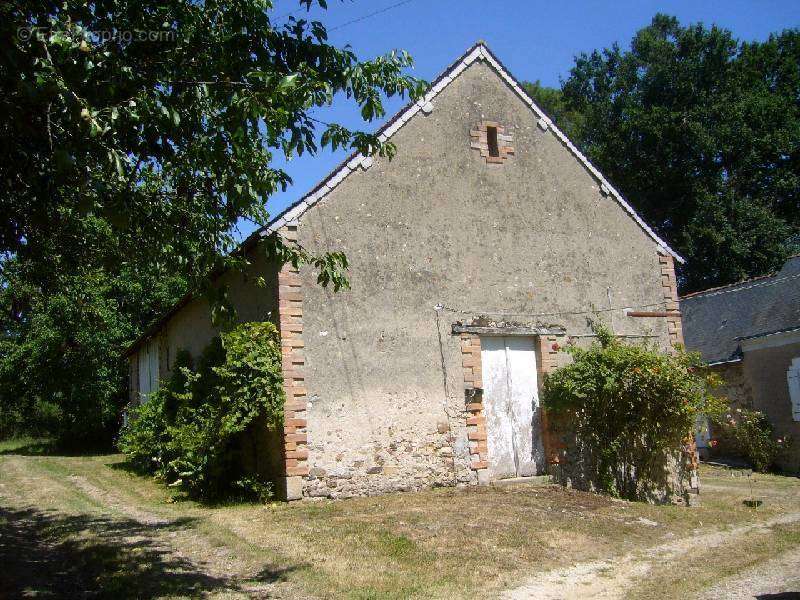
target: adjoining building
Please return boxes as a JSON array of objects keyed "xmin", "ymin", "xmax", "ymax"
[{"xmin": 682, "ymin": 255, "xmax": 800, "ymax": 473}]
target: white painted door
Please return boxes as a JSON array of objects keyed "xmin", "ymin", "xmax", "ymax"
[{"xmin": 481, "ymin": 336, "xmax": 544, "ymax": 479}]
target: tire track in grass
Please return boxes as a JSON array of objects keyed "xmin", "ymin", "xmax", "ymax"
[
  {"xmin": 502, "ymin": 511, "xmax": 800, "ymax": 600},
  {"xmin": 1, "ymin": 455, "xmax": 304, "ymax": 598},
  {"xmin": 700, "ymin": 545, "xmax": 800, "ymax": 599}
]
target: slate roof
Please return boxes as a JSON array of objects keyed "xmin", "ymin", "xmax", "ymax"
[{"xmin": 680, "ymin": 256, "xmax": 800, "ymax": 364}]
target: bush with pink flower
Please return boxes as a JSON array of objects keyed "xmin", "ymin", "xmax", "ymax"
[{"xmin": 711, "ymin": 408, "xmax": 791, "ymax": 472}]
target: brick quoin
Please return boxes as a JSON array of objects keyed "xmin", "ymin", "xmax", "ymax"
[
  {"xmin": 537, "ymin": 335, "xmax": 565, "ymax": 470},
  {"xmin": 659, "ymin": 252, "xmax": 685, "ymax": 349},
  {"xmin": 277, "ymin": 224, "xmax": 309, "ymax": 500},
  {"xmin": 659, "ymin": 252, "xmax": 700, "ymax": 493},
  {"xmin": 461, "ymin": 334, "xmax": 490, "ymax": 479}
]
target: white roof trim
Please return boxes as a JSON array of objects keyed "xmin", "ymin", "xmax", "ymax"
[
  {"xmin": 261, "ymin": 43, "xmax": 684, "ymax": 263},
  {"xmin": 706, "ymin": 357, "xmax": 743, "ymax": 368}
]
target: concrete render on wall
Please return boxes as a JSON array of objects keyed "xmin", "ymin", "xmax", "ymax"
[
  {"xmin": 159, "ymin": 251, "xmax": 280, "ymax": 374},
  {"xmin": 291, "ymin": 60, "xmax": 672, "ymax": 498},
  {"xmin": 740, "ymin": 340, "xmax": 800, "ymax": 472}
]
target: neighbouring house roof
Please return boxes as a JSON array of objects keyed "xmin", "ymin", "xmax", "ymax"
[
  {"xmin": 681, "ymin": 256, "xmax": 800, "ymax": 364},
  {"xmin": 123, "ymin": 41, "xmax": 682, "ymax": 358}
]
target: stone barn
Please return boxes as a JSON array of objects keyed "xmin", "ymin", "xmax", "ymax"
[
  {"xmin": 125, "ymin": 43, "xmax": 687, "ymax": 500},
  {"xmin": 682, "ymin": 255, "xmax": 800, "ymax": 473}
]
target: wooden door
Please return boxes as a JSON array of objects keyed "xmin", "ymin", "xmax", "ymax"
[
  {"xmin": 481, "ymin": 336, "xmax": 544, "ymax": 479},
  {"xmin": 137, "ymin": 338, "xmax": 159, "ymax": 402}
]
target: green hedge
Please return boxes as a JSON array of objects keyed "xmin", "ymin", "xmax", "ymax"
[{"xmin": 542, "ymin": 323, "xmax": 725, "ymax": 500}]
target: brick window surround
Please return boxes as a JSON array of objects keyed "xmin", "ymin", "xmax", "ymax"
[{"xmin": 470, "ymin": 121, "xmax": 514, "ymax": 164}]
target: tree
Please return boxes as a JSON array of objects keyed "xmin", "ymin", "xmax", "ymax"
[
  {"xmin": 0, "ymin": 1, "xmax": 425, "ymax": 444},
  {"xmin": 521, "ymin": 80, "xmax": 584, "ymax": 142},
  {"xmin": 559, "ymin": 15, "xmax": 800, "ymax": 292}
]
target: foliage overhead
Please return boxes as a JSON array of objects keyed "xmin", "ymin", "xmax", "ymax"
[
  {"xmin": 1, "ymin": 0, "xmax": 424, "ymax": 274},
  {"xmin": 542, "ymin": 323, "xmax": 724, "ymax": 501},
  {"xmin": 118, "ymin": 322, "xmax": 285, "ymax": 502},
  {"xmin": 528, "ymin": 15, "xmax": 800, "ymax": 292},
  {"xmin": 0, "ymin": 0, "xmax": 424, "ymax": 443}
]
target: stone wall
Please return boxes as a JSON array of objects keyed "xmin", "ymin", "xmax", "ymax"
[
  {"xmin": 709, "ymin": 362, "xmax": 753, "ymax": 410},
  {"xmin": 291, "ymin": 58, "xmax": 674, "ymax": 499},
  {"xmin": 550, "ymin": 432, "xmax": 699, "ymax": 505}
]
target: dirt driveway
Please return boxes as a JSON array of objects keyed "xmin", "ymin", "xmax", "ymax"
[{"xmin": 1, "ymin": 439, "xmax": 799, "ymax": 599}]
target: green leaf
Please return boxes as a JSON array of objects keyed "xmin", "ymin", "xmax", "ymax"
[{"xmin": 277, "ymin": 73, "xmax": 298, "ymax": 91}]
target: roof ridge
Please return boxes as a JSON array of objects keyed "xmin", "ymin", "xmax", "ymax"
[
  {"xmin": 680, "ymin": 272, "xmax": 778, "ymax": 299},
  {"xmin": 259, "ymin": 41, "xmax": 684, "ymax": 263}
]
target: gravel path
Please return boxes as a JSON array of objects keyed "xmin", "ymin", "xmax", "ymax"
[
  {"xmin": 701, "ymin": 547, "xmax": 800, "ymax": 599},
  {"xmin": 502, "ymin": 512, "xmax": 800, "ymax": 600}
]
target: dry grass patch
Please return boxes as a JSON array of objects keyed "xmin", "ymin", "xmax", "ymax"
[
  {"xmin": 627, "ymin": 521, "xmax": 800, "ymax": 599},
  {"xmin": 2, "ymin": 441, "xmax": 799, "ymax": 599}
]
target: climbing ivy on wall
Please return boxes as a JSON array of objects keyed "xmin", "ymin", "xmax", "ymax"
[
  {"xmin": 118, "ymin": 322, "xmax": 284, "ymax": 501},
  {"xmin": 542, "ymin": 323, "xmax": 725, "ymax": 501}
]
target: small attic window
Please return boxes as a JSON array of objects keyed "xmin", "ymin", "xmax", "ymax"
[
  {"xmin": 486, "ymin": 126, "xmax": 500, "ymax": 157},
  {"xmin": 470, "ymin": 121, "xmax": 514, "ymax": 164}
]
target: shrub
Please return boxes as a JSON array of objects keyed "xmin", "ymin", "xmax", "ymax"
[
  {"xmin": 118, "ymin": 322, "xmax": 284, "ymax": 501},
  {"xmin": 542, "ymin": 323, "xmax": 724, "ymax": 501},
  {"xmin": 711, "ymin": 408, "xmax": 790, "ymax": 472},
  {"xmin": 118, "ymin": 391, "xmax": 171, "ymax": 473}
]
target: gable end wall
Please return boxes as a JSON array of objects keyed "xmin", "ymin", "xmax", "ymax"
[{"xmin": 291, "ymin": 60, "xmax": 675, "ymax": 499}]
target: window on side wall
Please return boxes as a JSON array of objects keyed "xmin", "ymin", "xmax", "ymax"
[
  {"xmin": 486, "ymin": 125, "xmax": 500, "ymax": 157},
  {"xmin": 137, "ymin": 338, "xmax": 160, "ymax": 402},
  {"xmin": 788, "ymin": 357, "xmax": 800, "ymax": 422}
]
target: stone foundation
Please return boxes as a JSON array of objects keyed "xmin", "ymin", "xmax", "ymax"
[
  {"xmin": 548, "ymin": 429, "xmax": 700, "ymax": 505},
  {"xmin": 301, "ymin": 413, "xmax": 474, "ymax": 499}
]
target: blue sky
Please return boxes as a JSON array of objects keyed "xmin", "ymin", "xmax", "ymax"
[{"xmin": 240, "ymin": 0, "xmax": 800, "ymax": 239}]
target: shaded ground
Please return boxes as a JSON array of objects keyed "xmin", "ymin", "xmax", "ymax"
[
  {"xmin": 0, "ymin": 506, "xmax": 234, "ymax": 598},
  {"xmin": 1, "ymin": 439, "xmax": 799, "ymax": 599}
]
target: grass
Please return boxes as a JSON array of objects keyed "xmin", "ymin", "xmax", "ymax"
[
  {"xmin": 628, "ymin": 521, "xmax": 800, "ymax": 599},
  {"xmin": 1, "ymin": 440, "xmax": 799, "ymax": 599},
  {"xmin": 0, "ymin": 435, "xmax": 54, "ymax": 454}
]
